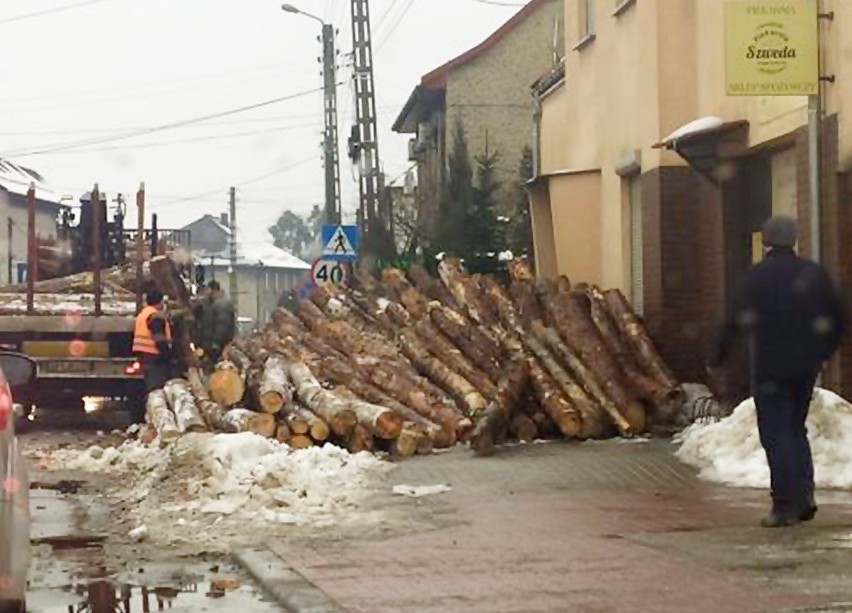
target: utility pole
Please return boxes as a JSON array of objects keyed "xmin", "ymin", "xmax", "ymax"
[
  {"xmin": 228, "ymin": 187, "xmax": 238, "ymax": 306},
  {"xmin": 350, "ymin": 0, "xmax": 387, "ymax": 266},
  {"xmin": 282, "ymin": 4, "xmax": 342, "ymax": 226},
  {"xmin": 322, "ymin": 23, "xmax": 342, "ymax": 225}
]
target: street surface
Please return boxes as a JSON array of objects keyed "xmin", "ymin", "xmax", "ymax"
[
  {"xmin": 20, "ymin": 410, "xmax": 282, "ymax": 612},
  {"xmin": 17, "ymin": 410, "xmax": 852, "ymax": 613}
]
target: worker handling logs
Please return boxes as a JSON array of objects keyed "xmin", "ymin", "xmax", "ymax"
[
  {"xmin": 133, "ymin": 289, "xmax": 179, "ymax": 410},
  {"xmin": 193, "ymin": 280, "xmax": 237, "ymax": 368}
]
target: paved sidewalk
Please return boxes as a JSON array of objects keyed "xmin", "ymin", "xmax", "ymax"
[{"xmin": 269, "ymin": 441, "xmax": 852, "ymax": 613}]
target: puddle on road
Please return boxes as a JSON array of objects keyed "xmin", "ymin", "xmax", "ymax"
[{"xmin": 27, "ymin": 538, "xmax": 282, "ymax": 612}]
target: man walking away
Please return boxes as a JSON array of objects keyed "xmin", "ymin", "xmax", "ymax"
[
  {"xmin": 197, "ymin": 280, "xmax": 236, "ymax": 366},
  {"xmin": 711, "ymin": 216, "xmax": 846, "ymax": 528},
  {"xmin": 133, "ymin": 290, "xmax": 178, "ymax": 397}
]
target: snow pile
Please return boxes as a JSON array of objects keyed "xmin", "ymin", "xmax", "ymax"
[
  {"xmin": 676, "ymin": 388, "xmax": 852, "ymax": 489},
  {"xmin": 48, "ymin": 433, "xmax": 395, "ymax": 550}
]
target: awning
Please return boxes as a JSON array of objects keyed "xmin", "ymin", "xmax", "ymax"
[{"xmin": 653, "ymin": 117, "xmax": 750, "ymax": 184}]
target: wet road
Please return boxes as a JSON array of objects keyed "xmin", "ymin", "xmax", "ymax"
[{"xmin": 21, "ymin": 410, "xmax": 285, "ymax": 612}]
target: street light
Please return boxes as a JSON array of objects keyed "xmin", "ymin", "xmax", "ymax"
[
  {"xmin": 280, "ymin": 3, "xmax": 342, "ymax": 226},
  {"xmin": 281, "ymin": 4, "xmax": 324, "ymax": 26}
]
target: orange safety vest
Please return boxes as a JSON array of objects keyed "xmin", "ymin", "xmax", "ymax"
[{"xmin": 132, "ymin": 305, "xmax": 172, "ymax": 355}]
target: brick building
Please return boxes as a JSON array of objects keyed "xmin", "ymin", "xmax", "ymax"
[
  {"xmin": 529, "ymin": 0, "xmax": 852, "ymax": 398},
  {"xmin": 392, "ymin": 0, "xmax": 563, "ymax": 236}
]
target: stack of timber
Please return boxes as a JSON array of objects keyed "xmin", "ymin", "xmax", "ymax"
[{"xmin": 146, "ymin": 258, "xmax": 685, "ymax": 460}]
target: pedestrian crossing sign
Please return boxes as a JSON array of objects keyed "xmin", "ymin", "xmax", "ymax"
[{"xmin": 321, "ymin": 224, "xmax": 358, "ymax": 261}]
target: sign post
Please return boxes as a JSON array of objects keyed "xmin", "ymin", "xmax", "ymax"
[{"xmin": 724, "ymin": 0, "xmax": 822, "ymax": 261}]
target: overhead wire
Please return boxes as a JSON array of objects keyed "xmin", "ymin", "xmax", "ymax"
[
  {"xmin": 0, "ymin": 0, "xmax": 108, "ymax": 25},
  {"xmin": 1, "ymin": 85, "xmax": 330, "ymax": 158},
  {"xmin": 373, "ymin": 0, "xmax": 415, "ymax": 55},
  {"xmin": 151, "ymin": 155, "xmax": 318, "ymax": 208}
]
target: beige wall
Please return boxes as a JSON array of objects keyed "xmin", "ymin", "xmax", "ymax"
[
  {"xmin": 549, "ymin": 171, "xmax": 602, "ymax": 284},
  {"xmin": 535, "ymin": 0, "xmax": 852, "ymax": 290},
  {"xmin": 444, "ymin": 0, "xmax": 563, "ymax": 209}
]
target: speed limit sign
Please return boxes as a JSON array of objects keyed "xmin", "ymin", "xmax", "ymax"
[{"xmin": 311, "ymin": 258, "xmax": 349, "ymax": 286}]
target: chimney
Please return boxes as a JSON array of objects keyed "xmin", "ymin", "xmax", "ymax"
[{"xmin": 220, "ymin": 213, "xmax": 229, "ymax": 227}]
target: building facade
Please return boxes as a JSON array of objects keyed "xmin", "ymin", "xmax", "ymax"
[
  {"xmin": 0, "ymin": 160, "xmax": 62, "ymax": 285},
  {"xmin": 393, "ymin": 0, "xmax": 564, "ymax": 236},
  {"xmin": 530, "ymin": 0, "xmax": 852, "ymax": 396},
  {"xmin": 182, "ymin": 214, "xmax": 310, "ymax": 324}
]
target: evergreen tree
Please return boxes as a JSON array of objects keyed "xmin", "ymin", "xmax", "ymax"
[
  {"xmin": 509, "ymin": 147, "xmax": 535, "ymax": 261},
  {"xmin": 464, "ymin": 148, "xmax": 502, "ymax": 267},
  {"xmin": 436, "ymin": 120, "xmax": 474, "ymax": 256}
]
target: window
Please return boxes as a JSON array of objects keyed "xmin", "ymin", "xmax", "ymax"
[
  {"xmin": 580, "ymin": 0, "xmax": 595, "ymax": 36},
  {"xmin": 573, "ymin": 0, "xmax": 596, "ymax": 50}
]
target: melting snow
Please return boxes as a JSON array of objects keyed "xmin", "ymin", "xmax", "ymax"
[
  {"xmin": 676, "ymin": 388, "xmax": 852, "ymax": 489},
  {"xmin": 392, "ymin": 484, "xmax": 452, "ymax": 498},
  {"xmin": 48, "ymin": 433, "xmax": 394, "ymax": 550}
]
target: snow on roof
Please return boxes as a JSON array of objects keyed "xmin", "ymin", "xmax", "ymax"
[
  {"xmin": 657, "ymin": 116, "xmax": 725, "ymax": 148},
  {"xmin": 0, "ymin": 158, "xmax": 63, "ymax": 205},
  {"xmin": 196, "ymin": 241, "xmax": 310, "ymax": 271}
]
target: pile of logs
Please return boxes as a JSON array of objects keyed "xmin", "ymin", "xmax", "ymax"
[{"xmin": 151, "ymin": 258, "xmax": 684, "ymax": 459}]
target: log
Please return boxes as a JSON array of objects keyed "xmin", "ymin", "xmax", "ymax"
[
  {"xmin": 381, "ymin": 268, "xmax": 429, "ymax": 318},
  {"xmin": 208, "ymin": 361, "xmax": 245, "ymax": 407},
  {"xmin": 285, "ymin": 409, "xmax": 309, "ymax": 435},
  {"xmin": 289, "ymin": 434, "xmax": 314, "ymax": 450},
  {"xmin": 0, "ymin": 260, "xmax": 150, "ymax": 295},
  {"xmin": 548, "ymin": 291, "xmax": 646, "ymax": 434},
  {"xmin": 526, "ymin": 358, "xmax": 582, "ymax": 438},
  {"xmin": 220, "ymin": 409, "xmax": 276, "ymax": 437},
  {"xmin": 387, "ymin": 424, "xmax": 421, "ymax": 458},
  {"xmin": 438, "ymin": 258, "xmax": 496, "ymax": 327},
  {"xmin": 534, "ymin": 322, "xmax": 630, "ymax": 437},
  {"xmin": 334, "ymin": 387, "xmax": 403, "ymax": 440},
  {"xmin": 145, "ymin": 389, "xmax": 179, "ymax": 442},
  {"xmin": 398, "ymin": 327, "xmax": 488, "ymax": 417},
  {"xmin": 149, "ymin": 256, "xmax": 191, "ymax": 312},
  {"xmin": 294, "ymin": 407, "xmax": 330, "ymax": 442},
  {"xmin": 507, "ymin": 260, "xmax": 544, "ymax": 328},
  {"xmin": 288, "ymin": 361, "xmax": 358, "ymax": 436},
  {"xmin": 510, "ymin": 413, "xmax": 538, "ymax": 442},
  {"xmin": 275, "ymin": 423, "xmax": 292, "ymax": 444},
  {"xmin": 469, "ymin": 359, "xmax": 529, "ymax": 457},
  {"xmin": 222, "ymin": 345, "xmax": 253, "ymax": 374},
  {"xmin": 525, "ymin": 333, "xmax": 607, "ymax": 439},
  {"xmin": 346, "ymin": 424, "xmax": 374, "ymax": 454},
  {"xmin": 186, "ymin": 367, "xmax": 231, "ymax": 431},
  {"xmin": 256, "ymin": 355, "xmax": 293, "ymax": 414},
  {"xmin": 603, "ymin": 289, "xmax": 681, "ymax": 392},
  {"xmin": 163, "ymin": 378, "xmax": 207, "ymax": 434},
  {"xmin": 428, "ymin": 303, "xmax": 502, "ymax": 381},
  {"xmin": 408, "ymin": 264, "xmax": 457, "ymax": 308}
]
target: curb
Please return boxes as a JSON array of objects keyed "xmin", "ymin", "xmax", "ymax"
[{"xmin": 232, "ymin": 549, "xmax": 347, "ymax": 613}]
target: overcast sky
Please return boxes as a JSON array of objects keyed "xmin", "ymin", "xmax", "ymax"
[{"xmin": 0, "ymin": 0, "xmax": 529, "ymax": 251}]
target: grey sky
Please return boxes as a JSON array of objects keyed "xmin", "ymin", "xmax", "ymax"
[{"xmin": 0, "ymin": 0, "xmax": 527, "ymax": 249}]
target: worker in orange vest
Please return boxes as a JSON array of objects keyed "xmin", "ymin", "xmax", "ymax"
[{"xmin": 133, "ymin": 289, "xmax": 177, "ymax": 395}]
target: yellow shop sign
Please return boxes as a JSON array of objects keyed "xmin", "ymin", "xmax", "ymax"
[{"xmin": 725, "ymin": 0, "xmax": 819, "ymax": 96}]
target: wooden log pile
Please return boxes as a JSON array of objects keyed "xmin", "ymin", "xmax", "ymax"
[{"xmin": 142, "ymin": 258, "xmax": 684, "ymax": 460}]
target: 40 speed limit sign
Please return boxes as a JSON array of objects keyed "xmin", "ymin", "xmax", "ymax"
[{"xmin": 311, "ymin": 258, "xmax": 349, "ymax": 286}]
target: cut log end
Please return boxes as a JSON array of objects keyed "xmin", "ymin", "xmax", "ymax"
[
  {"xmin": 208, "ymin": 367, "xmax": 245, "ymax": 407},
  {"xmin": 289, "ymin": 434, "xmax": 314, "ymax": 450}
]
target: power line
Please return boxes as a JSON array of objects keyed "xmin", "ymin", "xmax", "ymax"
[
  {"xmin": 1, "ymin": 85, "xmax": 330, "ymax": 158},
  {"xmin": 151, "ymin": 156, "xmax": 318, "ymax": 208},
  {"xmin": 0, "ymin": 103, "xmax": 407, "ymax": 136},
  {"xmin": 0, "ymin": 0, "xmax": 108, "ymax": 25},
  {"xmin": 16, "ymin": 122, "xmax": 323, "ymax": 156},
  {"xmin": 374, "ymin": 0, "xmax": 416, "ymax": 55}
]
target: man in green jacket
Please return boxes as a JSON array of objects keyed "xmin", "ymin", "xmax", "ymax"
[{"xmin": 194, "ymin": 280, "xmax": 236, "ymax": 366}]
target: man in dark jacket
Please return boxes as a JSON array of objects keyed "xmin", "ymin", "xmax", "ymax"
[
  {"xmin": 195, "ymin": 280, "xmax": 236, "ymax": 365},
  {"xmin": 711, "ymin": 216, "xmax": 846, "ymax": 527}
]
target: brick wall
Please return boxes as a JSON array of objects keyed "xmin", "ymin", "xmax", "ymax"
[
  {"xmin": 641, "ymin": 166, "xmax": 706, "ymax": 382},
  {"xmin": 444, "ymin": 0, "xmax": 562, "ymax": 211}
]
